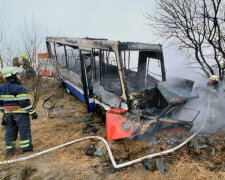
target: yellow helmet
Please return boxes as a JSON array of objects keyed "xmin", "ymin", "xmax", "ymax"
[
  {"xmin": 0, "ymin": 67, "xmax": 23, "ymax": 79},
  {"xmin": 21, "ymin": 54, "xmax": 27, "ymax": 59},
  {"xmin": 209, "ymin": 75, "xmax": 219, "ymax": 82}
]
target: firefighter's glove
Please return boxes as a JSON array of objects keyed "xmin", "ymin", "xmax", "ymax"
[{"xmin": 31, "ymin": 112, "xmax": 38, "ymax": 120}]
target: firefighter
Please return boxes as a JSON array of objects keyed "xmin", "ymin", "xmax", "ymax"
[
  {"xmin": 12, "ymin": 57, "xmax": 21, "ymax": 68},
  {"xmin": 207, "ymin": 75, "xmax": 219, "ymax": 123},
  {"xmin": 0, "ymin": 67, "xmax": 38, "ymax": 156},
  {"xmin": 207, "ymin": 75, "xmax": 219, "ymax": 89},
  {"xmin": 21, "ymin": 55, "xmax": 35, "ymax": 77},
  {"xmin": 21, "ymin": 54, "xmax": 30, "ymax": 71}
]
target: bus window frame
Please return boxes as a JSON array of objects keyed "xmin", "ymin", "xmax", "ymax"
[
  {"xmin": 54, "ymin": 43, "xmax": 67, "ymax": 68},
  {"xmin": 92, "ymin": 48, "xmax": 123, "ymax": 96},
  {"xmin": 120, "ymin": 50, "xmax": 166, "ymax": 82},
  {"xmin": 64, "ymin": 45, "xmax": 81, "ymax": 74}
]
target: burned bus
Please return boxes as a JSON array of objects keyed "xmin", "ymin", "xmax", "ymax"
[{"xmin": 46, "ymin": 37, "xmax": 199, "ymax": 140}]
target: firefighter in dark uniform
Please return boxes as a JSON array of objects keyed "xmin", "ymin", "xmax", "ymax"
[
  {"xmin": 0, "ymin": 67, "xmax": 38, "ymax": 156},
  {"xmin": 207, "ymin": 75, "xmax": 219, "ymax": 123},
  {"xmin": 21, "ymin": 54, "xmax": 35, "ymax": 77},
  {"xmin": 21, "ymin": 55, "xmax": 30, "ymax": 71}
]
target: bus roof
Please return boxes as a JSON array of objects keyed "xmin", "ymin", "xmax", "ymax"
[{"xmin": 46, "ymin": 37, "xmax": 163, "ymax": 52}]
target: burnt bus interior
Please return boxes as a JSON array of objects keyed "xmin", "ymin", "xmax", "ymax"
[
  {"xmin": 47, "ymin": 37, "xmax": 168, "ymax": 112},
  {"xmin": 91, "ymin": 49, "xmax": 121, "ymax": 95},
  {"xmin": 120, "ymin": 50, "xmax": 168, "ymax": 110}
]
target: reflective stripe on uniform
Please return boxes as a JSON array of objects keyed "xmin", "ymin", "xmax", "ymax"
[
  {"xmin": 5, "ymin": 110, "xmax": 28, "ymax": 113},
  {"xmin": 29, "ymin": 110, "xmax": 36, "ymax": 115},
  {"xmin": 0, "ymin": 95, "xmax": 15, "ymax": 98},
  {"xmin": 20, "ymin": 144, "xmax": 30, "ymax": 148},
  {"xmin": 6, "ymin": 145, "xmax": 13, "ymax": 149},
  {"xmin": 210, "ymin": 89, "xmax": 217, "ymax": 93},
  {"xmin": 20, "ymin": 139, "xmax": 30, "ymax": 148},
  {"xmin": 0, "ymin": 97, "xmax": 29, "ymax": 101},
  {"xmin": 19, "ymin": 105, "xmax": 33, "ymax": 111},
  {"xmin": 5, "ymin": 140, "xmax": 16, "ymax": 149},
  {"xmin": 0, "ymin": 94, "xmax": 29, "ymax": 101},
  {"xmin": 16, "ymin": 94, "xmax": 29, "ymax": 98},
  {"xmin": 20, "ymin": 140, "xmax": 30, "ymax": 144}
]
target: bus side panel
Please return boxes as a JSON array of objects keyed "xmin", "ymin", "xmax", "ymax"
[{"xmin": 64, "ymin": 81, "xmax": 95, "ymax": 112}]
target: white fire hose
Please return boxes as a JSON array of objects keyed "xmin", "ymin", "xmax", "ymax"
[{"xmin": 0, "ymin": 103, "xmax": 209, "ymax": 169}]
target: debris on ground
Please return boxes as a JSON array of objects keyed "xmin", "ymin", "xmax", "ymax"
[
  {"xmin": 156, "ymin": 159, "xmax": 168, "ymax": 174},
  {"xmin": 148, "ymin": 137, "xmax": 160, "ymax": 146},
  {"xmin": 84, "ymin": 144, "xmax": 96, "ymax": 156},
  {"xmin": 95, "ymin": 147, "xmax": 104, "ymax": 157},
  {"xmin": 82, "ymin": 123, "xmax": 99, "ymax": 134},
  {"xmin": 77, "ymin": 115, "xmax": 94, "ymax": 123},
  {"xmin": 142, "ymin": 160, "xmax": 153, "ymax": 170},
  {"xmin": 42, "ymin": 93, "xmax": 57, "ymax": 118}
]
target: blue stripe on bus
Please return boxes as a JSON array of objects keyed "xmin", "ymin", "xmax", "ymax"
[
  {"xmin": 65, "ymin": 82, "xmax": 86, "ymax": 103},
  {"xmin": 64, "ymin": 82, "xmax": 95, "ymax": 112},
  {"xmin": 89, "ymin": 102, "xmax": 95, "ymax": 112}
]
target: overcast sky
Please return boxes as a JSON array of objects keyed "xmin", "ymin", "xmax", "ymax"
[
  {"xmin": 0, "ymin": 0, "xmax": 202, "ymax": 80},
  {"xmin": 1, "ymin": 0, "xmax": 158, "ymax": 42}
]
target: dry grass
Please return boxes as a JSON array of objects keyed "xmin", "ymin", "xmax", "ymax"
[
  {"xmin": 166, "ymin": 158, "xmax": 225, "ymax": 180},
  {"xmin": 0, "ymin": 78, "xmax": 224, "ymax": 179}
]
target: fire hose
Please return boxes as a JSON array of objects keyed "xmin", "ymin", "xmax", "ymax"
[{"xmin": 0, "ymin": 102, "xmax": 209, "ymax": 169}]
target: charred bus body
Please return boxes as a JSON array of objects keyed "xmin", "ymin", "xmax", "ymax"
[{"xmin": 46, "ymin": 37, "xmax": 199, "ymax": 140}]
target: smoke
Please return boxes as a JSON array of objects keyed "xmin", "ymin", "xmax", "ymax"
[
  {"xmin": 163, "ymin": 47, "xmax": 225, "ymax": 134},
  {"xmin": 183, "ymin": 80, "xmax": 225, "ymax": 134},
  {"xmin": 161, "ymin": 76, "xmax": 225, "ymax": 134}
]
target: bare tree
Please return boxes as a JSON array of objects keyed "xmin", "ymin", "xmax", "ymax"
[
  {"xmin": 20, "ymin": 18, "xmax": 46, "ymax": 108},
  {"xmin": 3, "ymin": 40, "xmax": 23, "ymax": 66},
  {"xmin": 147, "ymin": 0, "xmax": 225, "ymax": 80},
  {"xmin": 21, "ymin": 18, "xmax": 43, "ymax": 70}
]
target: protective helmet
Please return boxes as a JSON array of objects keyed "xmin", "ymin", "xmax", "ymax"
[
  {"xmin": 21, "ymin": 54, "xmax": 27, "ymax": 59},
  {"xmin": 209, "ymin": 75, "xmax": 219, "ymax": 82},
  {"xmin": 0, "ymin": 67, "xmax": 23, "ymax": 79}
]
